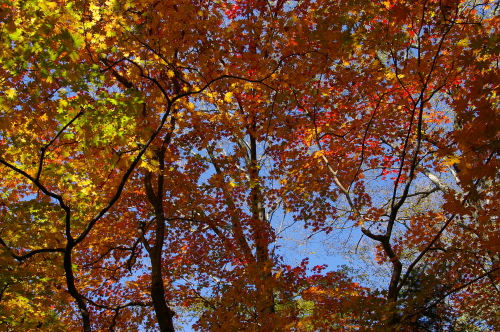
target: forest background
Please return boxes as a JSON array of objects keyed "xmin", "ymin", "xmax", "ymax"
[{"xmin": 1, "ymin": 0, "xmax": 500, "ymax": 331}]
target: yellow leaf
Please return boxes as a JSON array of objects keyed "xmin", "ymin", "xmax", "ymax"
[
  {"xmin": 313, "ymin": 150, "xmax": 324, "ymax": 158},
  {"xmin": 385, "ymin": 71, "xmax": 396, "ymax": 80},
  {"xmin": 40, "ymin": 1, "xmax": 58, "ymax": 11},
  {"xmin": 444, "ymin": 156, "xmax": 460, "ymax": 166},
  {"xmin": 224, "ymin": 92, "xmax": 233, "ymax": 103},
  {"xmin": 4, "ymin": 88, "xmax": 16, "ymax": 99}
]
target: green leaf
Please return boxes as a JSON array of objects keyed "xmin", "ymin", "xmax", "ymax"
[{"xmin": 8, "ymin": 29, "xmax": 23, "ymax": 41}]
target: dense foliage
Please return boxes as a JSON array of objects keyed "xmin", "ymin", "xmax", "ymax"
[{"xmin": 1, "ymin": 0, "xmax": 499, "ymax": 331}]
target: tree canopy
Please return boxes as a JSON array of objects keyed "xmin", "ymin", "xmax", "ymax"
[{"xmin": 1, "ymin": 0, "xmax": 499, "ymax": 331}]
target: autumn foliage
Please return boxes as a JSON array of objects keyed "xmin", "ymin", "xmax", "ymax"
[{"xmin": 1, "ymin": 0, "xmax": 499, "ymax": 331}]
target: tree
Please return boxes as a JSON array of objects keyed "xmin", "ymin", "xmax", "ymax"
[
  {"xmin": 0, "ymin": 0, "xmax": 499, "ymax": 331},
  {"xmin": 278, "ymin": 0, "xmax": 500, "ymax": 329}
]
